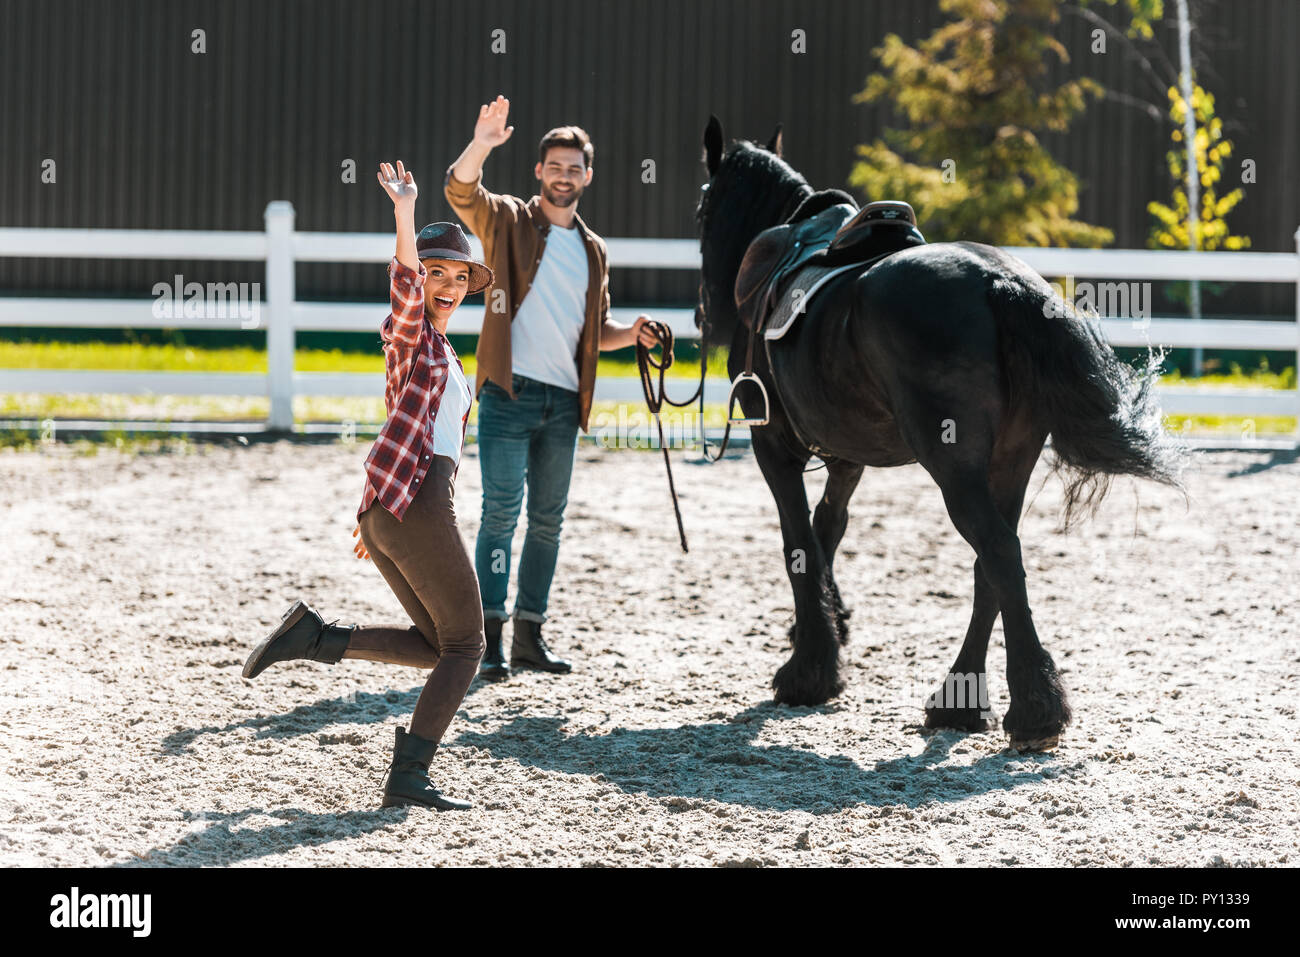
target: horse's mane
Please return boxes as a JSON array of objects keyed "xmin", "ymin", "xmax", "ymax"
[
  {"xmin": 696, "ymin": 140, "xmax": 817, "ymax": 346},
  {"xmin": 696, "ymin": 140, "xmax": 813, "ymax": 257}
]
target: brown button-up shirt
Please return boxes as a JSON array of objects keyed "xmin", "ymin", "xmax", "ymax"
[{"xmin": 443, "ymin": 167, "xmax": 609, "ymax": 433}]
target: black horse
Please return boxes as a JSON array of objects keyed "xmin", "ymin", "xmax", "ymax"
[{"xmin": 695, "ymin": 118, "xmax": 1186, "ymax": 751}]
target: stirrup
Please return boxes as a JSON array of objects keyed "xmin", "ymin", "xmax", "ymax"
[{"xmin": 726, "ymin": 372, "xmax": 770, "ymax": 426}]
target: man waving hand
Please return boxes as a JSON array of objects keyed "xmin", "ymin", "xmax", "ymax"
[{"xmin": 445, "ymin": 95, "xmax": 657, "ymax": 680}]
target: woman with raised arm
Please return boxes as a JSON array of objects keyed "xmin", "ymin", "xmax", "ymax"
[{"xmin": 241, "ymin": 160, "xmax": 492, "ymax": 811}]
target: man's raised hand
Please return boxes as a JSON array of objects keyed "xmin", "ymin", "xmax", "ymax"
[
  {"xmin": 377, "ymin": 160, "xmax": 418, "ymax": 210},
  {"xmin": 474, "ymin": 95, "xmax": 515, "ymax": 149}
]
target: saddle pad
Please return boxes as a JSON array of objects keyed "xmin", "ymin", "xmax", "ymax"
[{"xmin": 763, "ymin": 261, "xmax": 866, "ymax": 341}]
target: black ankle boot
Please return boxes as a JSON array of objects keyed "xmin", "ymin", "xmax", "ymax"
[
  {"xmin": 242, "ymin": 599, "xmax": 354, "ymax": 679},
  {"xmin": 381, "ymin": 726, "xmax": 470, "ymax": 811},
  {"xmin": 478, "ymin": 618, "xmax": 510, "ymax": 681},
  {"xmin": 510, "ymin": 616, "xmax": 572, "ymax": 674}
]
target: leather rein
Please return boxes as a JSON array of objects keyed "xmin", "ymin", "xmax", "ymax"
[
  {"xmin": 635, "ymin": 282, "xmax": 816, "ymax": 555},
  {"xmin": 634, "ymin": 316, "xmax": 721, "ymax": 554},
  {"xmin": 634, "ymin": 187, "xmax": 817, "ymax": 553}
]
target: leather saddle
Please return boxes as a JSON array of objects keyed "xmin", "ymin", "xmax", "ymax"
[{"xmin": 735, "ymin": 199, "xmax": 926, "ymax": 335}]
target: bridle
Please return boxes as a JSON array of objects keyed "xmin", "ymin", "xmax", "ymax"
[{"xmin": 634, "ymin": 179, "xmax": 821, "ymax": 552}]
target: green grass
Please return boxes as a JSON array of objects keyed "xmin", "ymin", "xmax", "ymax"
[
  {"xmin": 0, "ymin": 340, "xmax": 710, "ymax": 378},
  {"xmin": 0, "ymin": 428, "xmax": 201, "ymax": 456},
  {"xmin": 1161, "ymin": 414, "xmax": 1295, "ymax": 435},
  {"xmin": 0, "ymin": 393, "xmax": 733, "ymax": 430},
  {"xmin": 1, "ymin": 339, "xmax": 1287, "ymax": 384},
  {"xmin": 1161, "ymin": 364, "xmax": 1296, "ymax": 390},
  {"xmin": 0, "ymin": 340, "xmax": 728, "ymax": 431},
  {"xmin": 0, "ymin": 341, "xmax": 279, "ymax": 373},
  {"xmin": 1, "ymin": 341, "xmax": 1294, "ymax": 439}
]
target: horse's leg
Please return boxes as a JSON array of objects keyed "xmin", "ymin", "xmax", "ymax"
[
  {"xmin": 813, "ymin": 461, "xmax": 864, "ymax": 646},
  {"xmin": 924, "ymin": 429, "xmax": 1045, "ymax": 732},
  {"xmin": 898, "ymin": 387, "xmax": 1067, "ymax": 749},
  {"xmin": 931, "ymin": 466, "xmax": 1069, "ymax": 751},
  {"xmin": 751, "ymin": 430, "xmax": 844, "ymax": 706},
  {"xmin": 922, "ymin": 558, "xmax": 1000, "ymax": 731}
]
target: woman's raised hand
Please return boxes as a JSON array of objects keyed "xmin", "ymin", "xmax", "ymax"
[
  {"xmin": 377, "ymin": 161, "xmax": 418, "ymax": 210},
  {"xmin": 474, "ymin": 95, "xmax": 514, "ymax": 149},
  {"xmin": 352, "ymin": 523, "xmax": 371, "ymax": 561}
]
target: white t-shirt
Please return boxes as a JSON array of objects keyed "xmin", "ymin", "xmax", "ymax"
[
  {"xmin": 432, "ymin": 354, "xmax": 473, "ymax": 464},
  {"xmin": 510, "ymin": 222, "xmax": 589, "ymax": 392}
]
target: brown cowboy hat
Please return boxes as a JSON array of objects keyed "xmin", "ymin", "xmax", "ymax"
[{"xmin": 416, "ymin": 222, "xmax": 494, "ymax": 294}]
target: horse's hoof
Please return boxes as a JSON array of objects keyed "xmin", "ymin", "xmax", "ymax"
[
  {"xmin": 1002, "ymin": 681, "xmax": 1071, "ymax": 752},
  {"xmin": 1008, "ymin": 734, "xmax": 1061, "ymax": 753},
  {"xmin": 924, "ymin": 706, "xmax": 998, "ymax": 733},
  {"xmin": 1003, "ymin": 710, "xmax": 1068, "ymax": 752},
  {"xmin": 772, "ymin": 665, "xmax": 844, "ymax": 707}
]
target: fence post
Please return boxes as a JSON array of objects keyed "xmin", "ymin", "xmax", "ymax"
[{"xmin": 264, "ymin": 201, "xmax": 296, "ymax": 433}]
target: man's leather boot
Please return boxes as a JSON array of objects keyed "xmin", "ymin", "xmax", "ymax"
[
  {"xmin": 510, "ymin": 616, "xmax": 572, "ymax": 674},
  {"xmin": 381, "ymin": 726, "xmax": 471, "ymax": 811},
  {"xmin": 242, "ymin": 599, "xmax": 354, "ymax": 679},
  {"xmin": 478, "ymin": 617, "xmax": 510, "ymax": 680}
]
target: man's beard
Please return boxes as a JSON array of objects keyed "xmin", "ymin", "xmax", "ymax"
[{"xmin": 542, "ymin": 181, "xmax": 583, "ymax": 207}]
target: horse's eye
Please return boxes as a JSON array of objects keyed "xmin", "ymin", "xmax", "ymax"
[{"xmin": 700, "ymin": 183, "xmax": 710, "ymax": 193}]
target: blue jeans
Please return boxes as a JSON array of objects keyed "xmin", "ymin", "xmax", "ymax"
[{"xmin": 474, "ymin": 373, "xmax": 579, "ymax": 624}]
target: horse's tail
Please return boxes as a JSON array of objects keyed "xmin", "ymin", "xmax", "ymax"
[{"xmin": 988, "ymin": 257, "xmax": 1189, "ymax": 527}]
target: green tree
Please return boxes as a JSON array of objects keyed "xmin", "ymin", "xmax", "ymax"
[
  {"xmin": 1087, "ymin": 0, "xmax": 1164, "ymax": 40},
  {"xmin": 1147, "ymin": 82, "xmax": 1250, "ymax": 323},
  {"xmin": 1147, "ymin": 84, "xmax": 1249, "ymax": 254},
  {"xmin": 850, "ymin": 0, "xmax": 1155, "ymax": 247}
]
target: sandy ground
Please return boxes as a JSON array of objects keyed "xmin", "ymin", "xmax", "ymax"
[{"xmin": 0, "ymin": 437, "xmax": 1296, "ymax": 867}]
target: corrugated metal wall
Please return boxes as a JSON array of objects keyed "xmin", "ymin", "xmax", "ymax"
[{"xmin": 1, "ymin": 0, "xmax": 1296, "ymax": 312}]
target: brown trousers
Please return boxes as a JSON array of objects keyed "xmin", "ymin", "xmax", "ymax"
[{"xmin": 350, "ymin": 455, "xmax": 484, "ymax": 747}]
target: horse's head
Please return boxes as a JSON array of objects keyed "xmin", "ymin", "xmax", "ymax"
[{"xmin": 694, "ymin": 116, "xmax": 812, "ymax": 348}]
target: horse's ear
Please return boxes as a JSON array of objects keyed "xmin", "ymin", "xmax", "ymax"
[
  {"xmin": 766, "ymin": 123, "xmax": 784, "ymax": 157},
  {"xmin": 703, "ymin": 115, "xmax": 724, "ymax": 176}
]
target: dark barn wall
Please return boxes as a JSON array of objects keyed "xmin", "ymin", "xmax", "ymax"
[{"xmin": 0, "ymin": 0, "xmax": 1295, "ymax": 314}]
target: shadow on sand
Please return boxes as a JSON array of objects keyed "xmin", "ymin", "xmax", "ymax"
[
  {"xmin": 160, "ymin": 687, "xmax": 423, "ymax": 755},
  {"xmin": 149, "ymin": 689, "xmax": 1064, "ymax": 868},
  {"xmin": 111, "ymin": 805, "xmax": 408, "ymax": 867},
  {"xmin": 450, "ymin": 701, "xmax": 1060, "ymax": 814},
  {"xmin": 1226, "ymin": 446, "xmax": 1297, "ymax": 478}
]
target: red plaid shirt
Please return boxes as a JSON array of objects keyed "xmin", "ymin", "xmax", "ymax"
[{"xmin": 357, "ymin": 258, "xmax": 469, "ymax": 523}]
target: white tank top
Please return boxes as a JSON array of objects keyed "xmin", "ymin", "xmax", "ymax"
[{"xmin": 432, "ymin": 354, "xmax": 473, "ymax": 463}]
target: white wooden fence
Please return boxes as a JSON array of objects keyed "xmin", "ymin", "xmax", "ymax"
[{"xmin": 1, "ymin": 202, "xmax": 1297, "ymax": 446}]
